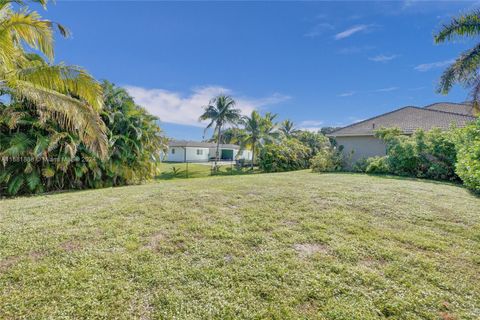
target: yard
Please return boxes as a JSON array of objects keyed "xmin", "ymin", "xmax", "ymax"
[
  {"xmin": 0, "ymin": 171, "xmax": 479, "ymax": 319},
  {"xmin": 157, "ymin": 162, "xmax": 258, "ymax": 179}
]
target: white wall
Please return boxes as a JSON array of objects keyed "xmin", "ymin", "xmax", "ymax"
[
  {"xmin": 165, "ymin": 146, "xmax": 252, "ymax": 162},
  {"xmin": 165, "ymin": 147, "xmax": 186, "ymax": 162},
  {"xmin": 185, "ymin": 147, "xmax": 210, "ymax": 162},
  {"xmin": 335, "ymin": 136, "xmax": 387, "ymax": 166}
]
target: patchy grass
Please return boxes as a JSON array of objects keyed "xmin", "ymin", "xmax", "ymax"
[
  {"xmin": 157, "ymin": 162, "xmax": 258, "ymax": 180},
  {"xmin": 0, "ymin": 171, "xmax": 479, "ymax": 319}
]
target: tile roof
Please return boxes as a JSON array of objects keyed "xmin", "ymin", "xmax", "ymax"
[
  {"xmin": 168, "ymin": 140, "xmax": 240, "ymax": 149},
  {"xmin": 328, "ymin": 104, "xmax": 476, "ymax": 137},
  {"xmin": 424, "ymin": 102, "xmax": 476, "ymax": 116}
]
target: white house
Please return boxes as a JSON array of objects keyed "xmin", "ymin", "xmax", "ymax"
[{"xmin": 164, "ymin": 140, "xmax": 253, "ymax": 162}]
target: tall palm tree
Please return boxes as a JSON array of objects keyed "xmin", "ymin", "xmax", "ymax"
[
  {"xmin": 240, "ymin": 111, "xmax": 279, "ymax": 169},
  {"xmin": 199, "ymin": 95, "xmax": 242, "ymax": 168},
  {"xmin": 0, "ymin": 0, "xmax": 107, "ymax": 158},
  {"xmin": 434, "ymin": 10, "xmax": 480, "ymax": 113},
  {"xmin": 280, "ymin": 119, "xmax": 299, "ymax": 137}
]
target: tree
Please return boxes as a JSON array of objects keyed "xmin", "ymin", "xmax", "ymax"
[
  {"xmin": 206, "ymin": 127, "xmax": 245, "ymax": 144},
  {"xmin": 0, "ymin": 81, "xmax": 167, "ymax": 196},
  {"xmin": 0, "ymin": 0, "xmax": 107, "ymax": 158},
  {"xmin": 279, "ymin": 120, "xmax": 300, "ymax": 138},
  {"xmin": 434, "ymin": 10, "xmax": 480, "ymax": 113},
  {"xmin": 240, "ymin": 111, "xmax": 280, "ymax": 169},
  {"xmin": 199, "ymin": 95, "xmax": 242, "ymax": 168}
]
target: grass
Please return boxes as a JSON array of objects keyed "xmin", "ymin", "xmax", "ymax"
[
  {"xmin": 0, "ymin": 171, "xmax": 479, "ymax": 319},
  {"xmin": 157, "ymin": 162, "xmax": 259, "ymax": 180}
]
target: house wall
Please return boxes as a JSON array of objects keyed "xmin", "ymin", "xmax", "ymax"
[
  {"xmin": 185, "ymin": 147, "xmax": 210, "ymax": 162},
  {"xmin": 165, "ymin": 147, "xmax": 186, "ymax": 162},
  {"xmin": 165, "ymin": 146, "xmax": 252, "ymax": 162},
  {"xmin": 335, "ymin": 136, "xmax": 387, "ymax": 166}
]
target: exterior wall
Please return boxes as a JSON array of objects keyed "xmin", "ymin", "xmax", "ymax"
[
  {"xmin": 165, "ymin": 147, "xmax": 186, "ymax": 162},
  {"xmin": 335, "ymin": 136, "xmax": 387, "ymax": 166},
  {"xmin": 165, "ymin": 146, "xmax": 252, "ymax": 162},
  {"xmin": 165, "ymin": 147, "xmax": 209, "ymax": 162},
  {"xmin": 185, "ymin": 147, "xmax": 210, "ymax": 162}
]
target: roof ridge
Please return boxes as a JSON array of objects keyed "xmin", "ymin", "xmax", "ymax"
[
  {"xmin": 412, "ymin": 106, "xmax": 476, "ymax": 118},
  {"xmin": 424, "ymin": 101, "xmax": 472, "ymax": 109},
  {"xmin": 327, "ymin": 106, "xmax": 416, "ymax": 135}
]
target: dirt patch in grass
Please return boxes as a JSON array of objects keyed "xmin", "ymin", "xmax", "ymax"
[
  {"xmin": 293, "ymin": 243, "xmax": 329, "ymax": 258},
  {"xmin": 144, "ymin": 232, "xmax": 166, "ymax": 250},
  {"xmin": 60, "ymin": 240, "xmax": 82, "ymax": 252},
  {"xmin": 0, "ymin": 256, "xmax": 20, "ymax": 272}
]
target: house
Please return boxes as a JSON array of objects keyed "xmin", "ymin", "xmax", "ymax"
[
  {"xmin": 327, "ymin": 102, "xmax": 477, "ymax": 165},
  {"xmin": 164, "ymin": 140, "xmax": 253, "ymax": 162}
]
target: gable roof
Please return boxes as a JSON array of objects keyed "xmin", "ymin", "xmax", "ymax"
[
  {"xmin": 168, "ymin": 140, "xmax": 240, "ymax": 149},
  {"xmin": 424, "ymin": 102, "xmax": 476, "ymax": 116},
  {"xmin": 328, "ymin": 105, "xmax": 476, "ymax": 137}
]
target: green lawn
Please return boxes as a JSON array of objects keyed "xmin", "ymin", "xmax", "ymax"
[
  {"xmin": 157, "ymin": 162, "xmax": 258, "ymax": 180},
  {"xmin": 0, "ymin": 172, "xmax": 479, "ymax": 319}
]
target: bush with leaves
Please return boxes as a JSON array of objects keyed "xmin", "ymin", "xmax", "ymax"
[
  {"xmin": 258, "ymin": 139, "xmax": 310, "ymax": 172},
  {"xmin": 295, "ymin": 130, "xmax": 331, "ymax": 160},
  {"xmin": 0, "ymin": 81, "xmax": 167, "ymax": 196},
  {"xmin": 454, "ymin": 119, "xmax": 480, "ymax": 192},
  {"xmin": 310, "ymin": 145, "xmax": 344, "ymax": 173},
  {"xmin": 375, "ymin": 127, "xmax": 458, "ymax": 181}
]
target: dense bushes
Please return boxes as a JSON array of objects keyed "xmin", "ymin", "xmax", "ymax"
[
  {"xmin": 0, "ymin": 81, "xmax": 166, "ymax": 196},
  {"xmin": 454, "ymin": 119, "xmax": 480, "ymax": 192},
  {"xmin": 258, "ymin": 139, "xmax": 310, "ymax": 172},
  {"xmin": 310, "ymin": 146, "xmax": 344, "ymax": 172},
  {"xmin": 358, "ymin": 128, "xmax": 459, "ymax": 181}
]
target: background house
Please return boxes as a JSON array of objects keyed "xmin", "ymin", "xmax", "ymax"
[
  {"xmin": 164, "ymin": 140, "xmax": 252, "ymax": 162},
  {"xmin": 327, "ymin": 102, "xmax": 477, "ymax": 165}
]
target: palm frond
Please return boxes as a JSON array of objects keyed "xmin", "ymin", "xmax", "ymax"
[
  {"xmin": 435, "ymin": 10, "xmax": 480, "ymax": 43},
  {"xmin": 7, "ymin": 79, "xmax": 108, "ymax": 158}
]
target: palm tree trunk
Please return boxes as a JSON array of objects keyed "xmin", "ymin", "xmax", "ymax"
[
  {"xmin": 215, "ymin": 125, "xmax": 222, "ymax": 169},
  {"xmin": 251, "ymin": 143, "xmax": 255, "ymax": 170}
]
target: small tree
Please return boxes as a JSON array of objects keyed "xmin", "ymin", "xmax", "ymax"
[{"xmin": 199, "ymin": 95, "xmax": 242, "ymax": 169}]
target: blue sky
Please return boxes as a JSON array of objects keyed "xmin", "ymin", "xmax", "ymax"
[{"xmin": 44, "ymin": 1, "xmax": 478, "ymax": 140}]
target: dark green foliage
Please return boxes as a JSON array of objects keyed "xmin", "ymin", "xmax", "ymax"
[
  {"xmin": 372, "ymin": 127, "xmax": 458, "ymax": 181},
  {"xmin": 258, "ymin": 139, "xmax": 310, "ymax": 172},
  {"xmin": 454, "ymin": 118, "xmax": 480, "ymax": 192},
  {"xmin": 295, "ymin": 130, "xmax": 331, "ymax": 160},
  {"xmin": 310, "ymin": 145, "xmax": 344, "ymax": 173},
  {"xmin": 0, "ymin": 81, "xmax": 167, "ymax": 196}
]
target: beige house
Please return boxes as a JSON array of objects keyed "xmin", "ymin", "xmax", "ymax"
[{"xmin": 327, "ymin": 102, "xmax": 477, "ymax": 166}]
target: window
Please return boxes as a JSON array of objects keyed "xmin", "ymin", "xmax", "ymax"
[
  {"xmin": 171, "ymin": 148, "xmax": 175, "ymax": 154},
  {"xmin": 196, "ymin": 149, "xmax": 203, "ymax": 155}
]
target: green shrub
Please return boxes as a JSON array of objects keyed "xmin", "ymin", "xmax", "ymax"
[
  {"xmin": 310, "ymin": 146, "xmax": 344, "ymax": 172},
  {"xmin": 353, "ymin": 157, "xmax": 369, "ymax": 173},
  {"xmin": 0, "ymin": 81, "xmax": 167, "ymax": 196},
  {"xmin": 365, "ymin": 156, "xmax": 390, "ymax": 174},
  {"xmin": 258, "ymin": 139, "xmax": 310, "ymax": 172},
  {"xmin": 454, "ymin": 119, "xmax": 480, "ymax": 193},
  {"xmin": 374, "ymin": 127, "xmax": 458, "ymax": 181}
]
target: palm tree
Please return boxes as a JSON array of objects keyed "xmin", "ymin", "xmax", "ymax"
[
  {"xmin": 279, "ymin": 119, "xmax": 299, "ymax": 137},
  {"xmin": 434, "ymin": 10, "xmax": 480, "ymax": 112},
  {"xmin": 240, "ymin": 111, "xmax": 279, "ymax": 170},
  {"xmin": 0, "ymin": 1, "xmax": 107, "ymax": 158},
  {"xmin": 199, "ymin": 95, "xmax": 242, "ymax": 168}
]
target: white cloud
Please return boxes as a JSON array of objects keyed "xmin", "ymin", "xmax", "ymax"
[
  {"xmin": 369, "ymin": 54, "xmax": 399, "ymax": 62},
  {"xmin": 334, "ymin": 25, "xmax": 369, "ymax": 40},
  {"xmin": 304, "ymin": 23, "xmax": 334, "ymax": 38},
  {"xmin": 338, "ymin": 45, "xmax": 375, "ymax": 55},
  {"xmin": 373, "ymin": 86, "xmax": 399, "ymax": 92},
  {"xmin": 414, "ymin": 59, "xmax": 454, "ymax": 72},
  {"xmin": 298, "ymin": 120, "xmax": 324, "ymax": 132},
  {"xmin": 338, "ymin": 91, "xmax": 356, "ymax": 97},
  {"xmin": 124, "ymin": 85, "xmax": 290, "ymax": 127}
]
